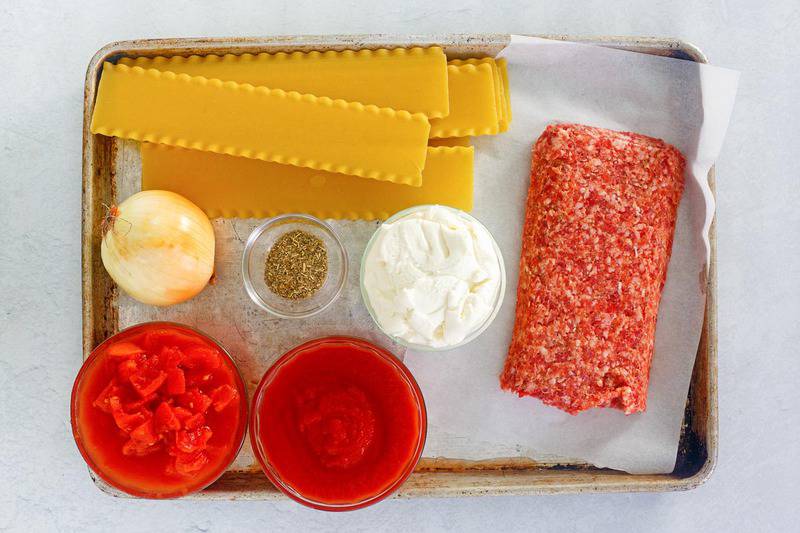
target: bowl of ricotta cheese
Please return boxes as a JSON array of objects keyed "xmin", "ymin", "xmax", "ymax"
[{"xmin": 360, "ymin": 205, "xmax": 506, "ymax": 351}]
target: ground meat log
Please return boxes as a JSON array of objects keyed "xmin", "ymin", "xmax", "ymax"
[{"xmin": 500, "ymin": 123, "xmax": 685, "ymax": 415}]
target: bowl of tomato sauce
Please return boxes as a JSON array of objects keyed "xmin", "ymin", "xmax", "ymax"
[
  {"xmin": 250, "ymin": 336, "xmax": 426, "ymax": 511},
  {"xmin": 71, "ymin": 322, "xmax": 248, "ymax": 498}
]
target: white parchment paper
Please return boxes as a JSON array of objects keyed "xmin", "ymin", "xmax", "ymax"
[{"xmin": 404, "ymin": 36, "xmax": 739, "ymax": 473}]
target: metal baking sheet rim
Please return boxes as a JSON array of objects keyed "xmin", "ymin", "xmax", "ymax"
[{"xmin": 81, "ymin": 34, "xmax": 717, "ymax": 499}]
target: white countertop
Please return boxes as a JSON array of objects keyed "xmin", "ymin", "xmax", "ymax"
[{"xmin": 1, "ymin": 1, "xmax": 798, "ymax": 531}]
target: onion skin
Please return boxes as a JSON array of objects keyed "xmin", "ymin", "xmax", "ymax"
[{"xmin": 101, "ymin": 190, "xmax": 215, "ymax": 306}]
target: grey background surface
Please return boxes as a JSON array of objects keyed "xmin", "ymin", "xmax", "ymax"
[{"xmin": 1, "ymin": 1, "xmax": 798, "ymax": 531}]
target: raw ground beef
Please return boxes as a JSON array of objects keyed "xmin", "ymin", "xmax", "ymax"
[{"xmin": 500, "ymin": 123, "xmax": 685, "ymax": 415}]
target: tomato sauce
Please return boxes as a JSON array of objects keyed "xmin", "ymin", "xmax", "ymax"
[
  {"xmin": 71, "ymin": 323, "xmax": 247, "ymax": 498},
  {"xmin": 251, "ymin": 337, "xmax": 426, "ymax": 510}
]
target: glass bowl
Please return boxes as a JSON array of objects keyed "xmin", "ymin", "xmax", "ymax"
[
  {"xmin": 250, "ymin": 336, "xmax": 427, "ymax": 511},
  {"xmin": 242, "ymin": 214, "xmax": 347, "ymax": 318},
  {"xmin": 360, "ymin": 205, "xmax": 506, "ymax": 352},
  {"xmin": 70, "ymin": 321, "xmax": 248, "ymax": 499}
]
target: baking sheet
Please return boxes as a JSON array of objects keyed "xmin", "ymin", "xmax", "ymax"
[{"xmin": 404, "ymin": 36, "xmax": 738, "ymax": 474}]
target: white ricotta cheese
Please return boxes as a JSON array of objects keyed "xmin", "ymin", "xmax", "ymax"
[{"xmin": 363, "ymin": 206, "xmax": 502, "ymax": 348}]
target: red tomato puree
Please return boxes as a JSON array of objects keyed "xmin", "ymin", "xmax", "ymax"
[
  {"xmin": 72, "ymin": 323, "xmax": 247, "ymax": 498},
  {"xmin": 253, "ymin": 337, "xmax": 425, "ymax": 507}
]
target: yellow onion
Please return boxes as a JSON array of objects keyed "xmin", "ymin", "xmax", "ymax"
[{"xmin": 101, "ymin": 190, "xmax": 215, "ymax": 306}]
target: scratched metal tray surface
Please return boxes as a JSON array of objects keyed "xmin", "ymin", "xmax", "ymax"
[{"xmin": 81, "ymin": 34, "xmax": 717, "ymax": 499}]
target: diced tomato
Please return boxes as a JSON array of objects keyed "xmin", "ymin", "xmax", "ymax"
[
  {"xmin": 106, "ymin": 341, "xmax": 146, "ymax": 358},
  {"xmin": 85, "ymin": 325, "xmax": 245, "ymax": 485},
  {"xmin": 116, "ymin": 358, "xmax": 139, "ymax": 381},
  {"xmin": 143, "ymin": 329, "xmax": 204, "ymax": 352},
  {"xmin": 123, "ymin": 393, "xmax": 156, "ymax": 413},
  {"xmin": 154, "ymin": 402, "xmax": 181, "ymax": 433},
  {"xmin": 134, "ymin": 352, "xmax": 161, "ymax": 373},
  {"xmin": 166, "ymin": 368, "xmax": 186, "ymax": 395},
  {"xmin": 129, "ymin": 370, "xmax": 167, "ymax": 398},
  {"xmin": 130, "ymin": 418, "xmax": 159, "ymax": 446},
  {"xmin": 182, "ymin": 346, "xmax": 221, "ymax": 371},
  {"xmin": 160, "ymin": 345, "xmax": 184, "ymax": 370},
  {"xmin": 122, "ymin": 438, "xmax": 162, "ymax": 457},
  {"xmin": 185, "ymin": 370, "xmax": 214, "ymax": 388},
  {"xmin": 183, "ymin": 413, "xmax": 205, "ymax": 430},
  {"xmin": 123, "ymin": 399, "xmax": 145, "ymax": 412},
  {"xmin": 210, "ymin": 384, "xmax": 239, "ymax": 412},
  {"xmin": 111, "ymin": 407, "xmax": 148, "ymax": 434},
  {"xmin": 108, "ymin": 396, "xmax": 122, "ymax": 412},
  {"xmin": 93, "ymin": 379, "xmax": 121, "ymax": 413},
  {"xmin": 173, "ymin": 406, "xmax": 193, "ymax": 422},
  {"xmin": 174, "ymin": 450, "xmax": 209, "ymax": 476},
  {"xmin": 179, "ymin": 388, "xmax": 212, "ymax": 414},
  {"xmin": 175, "ymin": 426, "xmax": 213, "ymax": 454}
]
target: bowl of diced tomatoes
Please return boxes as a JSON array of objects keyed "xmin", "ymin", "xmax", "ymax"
[{"xmin": 71, "ymin": 322, "xmax": 248, "ymax": 498}]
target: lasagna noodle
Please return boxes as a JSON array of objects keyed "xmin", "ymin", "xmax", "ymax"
[
  {"xmin": 120, "ymin": 51, "xmax": 509, "ymax": 138},
  {"xmin": 449, "ymin": 58, "xmax": 509, "ymax": 132},
  {"xmin": 428, "ymin": 137, "xmax": 471, "ymax": 147},
  {"xmin": 501, "ymin": 124, "xmax": 685, "ymax": 415},
  {"xmin": 429, "ymin": 63, "xmax": 500, "ymax": 138},
  {"xmin": 141, "ymin": 144, "xmax": 474, "ymax": 220},
  {"xmin": 90, "ymin": 63, "xmax": 430, "ymax": 186},
  {"xmin": 496, "ymin": 58, "xmax": 512, "ymax": 127},
  {"xmin": 119, "ymin": 46, "xmax": 450, "ymax": 118}
]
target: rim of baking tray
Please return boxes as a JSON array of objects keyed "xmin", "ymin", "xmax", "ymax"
[
  {"xmin": 70, "ymin": 321, "xmax": 249, "ymax": 499},
  {"xmin": 249, "ymin": 336, "xmax": 427, "ymax": 511},
  {"xmin": 359, "ymin": 204, "xmax": 506, "ymax": 352}
]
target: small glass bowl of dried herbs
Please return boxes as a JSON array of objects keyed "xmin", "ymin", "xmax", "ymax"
[{"xmin": 242, "ymin": 214, "xmax": 347, "ymax": 318}]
